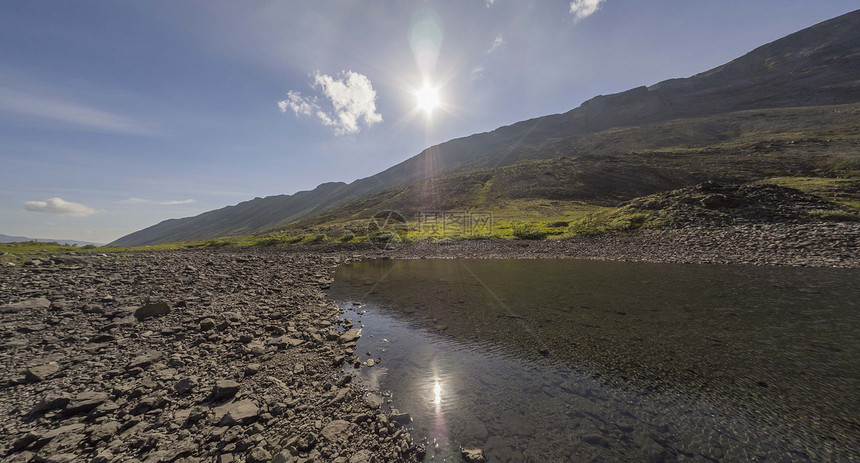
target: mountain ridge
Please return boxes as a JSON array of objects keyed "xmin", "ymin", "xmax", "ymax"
[{"xmin": 110, "ymin": 9, "xmax": 860, "ymax": 247}]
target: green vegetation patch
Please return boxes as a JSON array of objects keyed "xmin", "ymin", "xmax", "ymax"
[
  {"xmin": 568, "ymin": 207, "xmax": 658, "ymax": 236},
  {"xmin": 757, "ymin": 177, "xmax": 860, "ymax": 210}
]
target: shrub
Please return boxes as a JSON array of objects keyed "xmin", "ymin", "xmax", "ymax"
[
  {"xmin": 339, "ymin": 233, "xmax": 356, "ymax": 242},
  {"xmin": 511, "ymin": 222, "xmax": 547, "ymax": 240},
  {"xmin": 307, "ymin": 234, "xmax": 327, "ymax": 243},
  {"xmin": 203, "ymin": 238, "xmax": 236, "ymax": 248}
]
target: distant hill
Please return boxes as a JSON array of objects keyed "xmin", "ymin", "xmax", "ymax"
[
  {"xmin": 111, "ymin": 10, "xmax": 860, "ymax": 247},
  {"xmin": 0, "ymin": 234, "xmax": 103, "ymax": 247}
]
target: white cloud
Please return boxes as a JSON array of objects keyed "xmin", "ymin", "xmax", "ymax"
[
  {"xmin": 485, "ymin": 0, "xmax": 495, "ymax": 7},
  {"xmin": 471, "ymin": 66, "xmax": 486, "ymax": 81},
  {"xmin": 278, "ymin": 71, "xmax": 382, "ymax": 136},
  {"xmin": 488, "ymin": 34, "xmax": 505, "ymax": 53},
  {"xmin": 24, "ymin": 198, "xmax": 105, "ymax": 217},
  {"xmin": 120, "ymin": 198, "xmax": 196, "ymax": 205},
  {"xmin": 0, "ymin": 88, "xmax": 160, "ymax": 135},
  {"xmin": 569, "ymin": 0, "xmax": 605, "ymax": 21}
]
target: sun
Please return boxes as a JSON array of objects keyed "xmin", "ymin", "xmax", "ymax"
[{"xmin": 416, "ymin": 83, "xmax": 439, "ymax": 114}]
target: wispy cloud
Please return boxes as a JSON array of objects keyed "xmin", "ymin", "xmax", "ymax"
[
  {"xmin": 119, "ymin": 198, "xmax": 196, "ymax": 205},
  {"xmin": 278, "ymin": 70, "xmax": 382, "ymax": 136},
  {"xmin": 488, "ymin": 34, "xmax": 505, "ymax": 53},
  {"xmin": 24, "ymin": 198, "xmax": 104, "ymax": 217},
  {"xmin": 485, "ymin": 0, "xmax": 495, "ymax": 7},
  {"xmin": 471, "ymin": 66, "xmax": 486, "ymax": 81},
  {"xmin": 0, "ymin": 88, "xmax": 160, "ymax": 136},
  {"xmin": 569, "ymin": 0, "xmax": 606, "ymax": 21}
]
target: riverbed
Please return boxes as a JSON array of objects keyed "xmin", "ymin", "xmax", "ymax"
[{"xmin": 330, "ymin": 258, "xmax": 860, "ymax": 461}]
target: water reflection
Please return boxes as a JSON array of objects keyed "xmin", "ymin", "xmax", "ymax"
[{"xmin": 331, "ymin": 259, "xmax": 860, "ymax": 461}]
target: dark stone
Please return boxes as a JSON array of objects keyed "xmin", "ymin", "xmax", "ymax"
[
  {"xmin": 133, "ymin": 302, "xmax": 171, "ymax": 320},
  {"xmin": 211, "ymin": 380, "xmax": 241, "ymax": 402}
]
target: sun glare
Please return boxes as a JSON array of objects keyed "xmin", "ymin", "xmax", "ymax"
[{"xmin": 416, "ymin": 84, "xmax": 440, "ymax": 114}]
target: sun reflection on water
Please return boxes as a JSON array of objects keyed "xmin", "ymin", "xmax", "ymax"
[{"xmin": 433, "ymin": 381, "xmax": 442, "ymax": 405}]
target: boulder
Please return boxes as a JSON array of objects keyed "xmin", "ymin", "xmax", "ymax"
[
  {"xmin": 133, "ymin": 302, "xmax": 171, "ymax": 320},
  {"xmin": 211, "ymin": 380, "xmax": 240, "ymax": 402}
]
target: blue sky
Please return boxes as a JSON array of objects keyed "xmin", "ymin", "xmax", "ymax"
[{"xmin": 1, "ymin": 1, "xmax": 856, "ymax": 243}]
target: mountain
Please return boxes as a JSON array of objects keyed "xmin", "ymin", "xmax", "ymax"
[
  {"xmin": 111, "ymin": 10, "xmax": 860, "ymax": 247},
  {"xmin": 0, "ymin": 234, "xmax": 103, "ymax": 247}
]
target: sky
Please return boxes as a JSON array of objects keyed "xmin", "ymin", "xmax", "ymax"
[{"xmin": 1, "ymin": 1, "xmax": 856, "ymax": 244}]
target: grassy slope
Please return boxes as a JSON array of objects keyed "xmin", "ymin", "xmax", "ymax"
[{"xmin": 249, "ymin": 104, "xmax": 859, "ymax": 240}]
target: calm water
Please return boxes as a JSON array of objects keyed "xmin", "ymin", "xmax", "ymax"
[{"xmin": 328, "ymin": 259, "xmax": 860, "ymax": 462}]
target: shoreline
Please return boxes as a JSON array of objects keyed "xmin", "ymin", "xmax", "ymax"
[{"xmin": 1, "ymin": 224, "xmax": 858, "ymax": 462}]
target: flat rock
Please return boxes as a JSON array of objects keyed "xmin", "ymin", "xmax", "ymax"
[
  {"xmin": 63, "ymin": 391, "xmax": 109, "ymax": 416},
  {"xmin": 321, "ymin": 420, "xmax": 356, "ymax": 442},
  {"xmin": 25, "ymin": 362, "xmax": 60, "ymax": 382},
  {"xmin": 128, "ymin": 351, "xmax": 163, "ymax": 369},
  {"xmin": 219, "ymin": 399, "xmax": 259, "ymax": 426},
  {"xmin": 29, "ymin": 393, "xmax": 72, "ymax": 415},
  {"xmin": 339, "ymin": 329, "xmax": 361, "ymax": 344},
  {"xmin": 133, "ymin": 301, "xmax": 171, "ymax": 320},
  {"xmin": 0, "ymin": 297, "xmax": 51, "ymax": 314}
]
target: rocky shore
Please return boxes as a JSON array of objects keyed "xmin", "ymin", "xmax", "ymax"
[
  {"xmin": 0, "ymin": 251, "xmax": 419, "ymax": 463},
  {"xmin": 1, "ymin": 222, "xmax": 857, "ymax": 462}
]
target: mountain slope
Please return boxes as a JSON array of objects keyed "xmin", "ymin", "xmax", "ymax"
[
  {"xmin": 111, "ymin": 10, "xmax": 860, "ymax": 247},
  {"xmin": 0, "ymin": 234, "xmax": 103, "ymax": 246}
]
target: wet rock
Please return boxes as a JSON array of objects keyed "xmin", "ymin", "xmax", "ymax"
[
  {"xmin": 461, "ymin": 448, "xmax": 485, "ymax": 463},
  {"xmin": 462, "ymin": 416, "xmax": 488, "ymax": 442},
  {"xmin": 133, "ymin": 301, "xmax": 172, "ymax": 320},
  {"xmin": 25, "ymin": 361, "xmax": 60, "ymax": 382},
  {"xmin": 389, "ymin": 409, "xmax": 411, "ymax": 426},
  {"xmin": 339, "ymin": 329, "xmax": 361, "ymax": 344}
]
